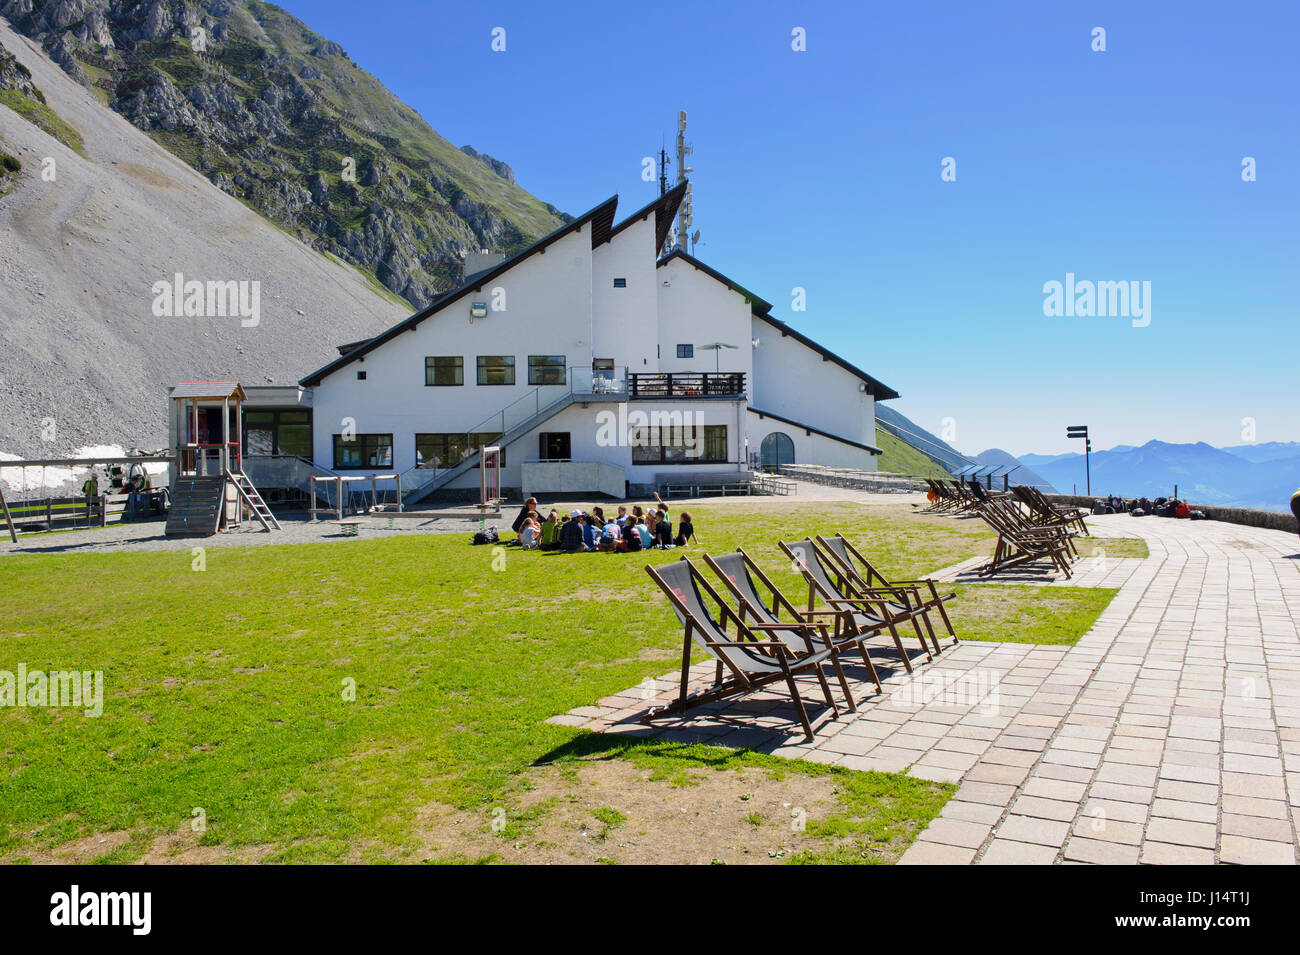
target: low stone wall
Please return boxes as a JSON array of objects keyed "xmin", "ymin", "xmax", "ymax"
[{"xmin": 1045, "ymin": 493, "xmax": 1298, "ymax": 535}]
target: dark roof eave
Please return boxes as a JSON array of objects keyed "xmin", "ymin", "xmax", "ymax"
[
  {"xmin": 609, "ymin": 182, "xmax": 687, "ymax": 253},
  {"xmin": 747, "ymin": 407, "xmax": 882, "ymax": 455},
  {"xmin": 300, "ymin": 195, "xmax": 620, "ymax": 387},
  {"xmin": 753, "ymin": 313, "xmax": 900, "ymax": 401},
  {"xmin": 656, "ymin": 249, "xmax": 773, "ymax": 314}
]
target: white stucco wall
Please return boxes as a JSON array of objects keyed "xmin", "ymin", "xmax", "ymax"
[
  {"xmin": 750, "ymin": 314, "xmax": 876, "ymax": 453},
  {"xmin": 747, "ymin": 410, "xmax": 877, "ymax": 471},
  {"xmin": 591, "ymin": 216, "xmax": 660, "ymax": 376},
  {"xmin": 656, "ymin": 258, "xmax": 755, "ymax": 385},
  {"xmin": 309, "ymin": 227, "xmax": 595, "ymax": 473}
]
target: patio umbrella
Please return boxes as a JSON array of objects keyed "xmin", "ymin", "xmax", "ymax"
[{"xmin": 698, "ymin": 341, "xmax": 738, "ymax": 372}]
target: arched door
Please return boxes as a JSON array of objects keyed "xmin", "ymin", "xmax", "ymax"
[{"xmin": 760, "ymin": 432, "xmax": 795, "ymax": 470}]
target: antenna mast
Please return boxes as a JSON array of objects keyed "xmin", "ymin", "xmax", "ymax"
[
  {"xmin": 675, "ymin": 109, "xmax": 693, "ymax": 251},
  {"xmin": 658, "ymin": 144, "xmax": 669, "ymax": 197}
]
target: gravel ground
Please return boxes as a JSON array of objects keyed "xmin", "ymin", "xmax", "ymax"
[{"xmin": 0, "ymin": 482, "xmax": 929, "ymax": 556}]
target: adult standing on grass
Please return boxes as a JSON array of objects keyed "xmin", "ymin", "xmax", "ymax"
[{"xmin": 1291, "ymin": 486, "xmax": 1300, "ymax": 540}]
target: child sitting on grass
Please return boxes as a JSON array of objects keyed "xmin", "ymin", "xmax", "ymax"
[{"xmin": 674, "ymin": 511, "xmax": 697, "ymax": 547}]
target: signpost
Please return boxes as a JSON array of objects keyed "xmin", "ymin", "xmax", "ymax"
[{"xmin": 1066, "ymin": 425, "xmax": 1091, "ymax": 496}]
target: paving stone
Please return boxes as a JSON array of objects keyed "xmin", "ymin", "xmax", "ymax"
[
  {"xmin": 1063, "ymin": 837, "xmax": 1142, "ymax": 866},
  {"xmin": 1146, "ymin": 817, "xmax": 1218, "ymax": 849},
  {"xmin": 916, "ymin": 817, "xmax": 993, "ymax": 849},
  {"xmin": 898, "ymin": 841, "xmax": 977, "ymax": 865},
  {"xmin": 979, "ymin": 839, "xmax": 1059, "ymax": 865},
  {"xmin": 997, "ymin": 814, "xmax": 1071, "ymax": 847},
  {"xmin": 1218, "ymin": 835, "xmax": 1296, "ymax": 865}
]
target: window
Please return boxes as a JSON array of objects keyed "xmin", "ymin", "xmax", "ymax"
[
  {"xmin": 676, "ymin": 344, "xmax": 693, "ymax": 358},
  {"xmin": 243, "ymin": 409, "xmax": 311, "ymax": 459},
  {"xmin": 333, "ymin": 433, "xmax": 392, "ymax": 470},
  {"xmin": 425, "ymin": 356, "xmax": 463, "ymax": 386},
  {"xmin": 416, "ymin": 433, "xmax": 465, "ymax": 470},
  {"xmin": 702, "ymin": 425, "xmax": 728, "ymax": 463},
  {"xmin": 476, "ymin": 355, "xmax": 515, "ymax": 385},
  {"xmin": 592, "ymin": 358, "xmax": 615, "ymax": 381},
  {"xmin": 356, "ymin": 370, "xmax": 367, "ymax": 380},
  {"xmin": 528, "ymin": 355, "xmax": 566, "ymax": 385},
  {"xmin": 538, "ymin": 432, "xmax": 570, "ymax": 461},
  {"xmin": 613, "ymin": 277, "xmax": 627, "ymax": 288},
  {"xmin": 416, "ymin": 433, "xmax": 505, "ymax": 469},
  {"xmin": 631, "ymin": 425, "xmax": 727, "ymax": 465}
]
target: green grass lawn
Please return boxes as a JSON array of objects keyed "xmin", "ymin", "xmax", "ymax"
[{"xmin": 0, "ymin": 501, "xmax": 1117, "ymax": 863}]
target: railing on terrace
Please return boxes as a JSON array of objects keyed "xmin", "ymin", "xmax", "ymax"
[
  {"xmin": 628, "ymin": 372, "xmax": 746, "ymax": 399},
  {"xmin": 776, "ymin": 463, "xmax": 929, "ymax": 493}
]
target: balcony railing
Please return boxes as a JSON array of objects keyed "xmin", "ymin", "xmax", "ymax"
[{"xmin": 627, "ymin": 372, "xmax": 747, "ymax": 399}]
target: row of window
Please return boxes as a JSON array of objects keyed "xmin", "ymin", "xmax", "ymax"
[
  {"xmin": 420, "ymin": 351, "xmax": 697, "ymax": 386},
  {"xmin": 330, "ymin": 426, "xmax": 730, "ymax": 470},
  {"xmin": 425, "ymin": 355, "xmax": 566, "ymax": 387},
  {"xmin": 331, "ymin": 432, "xmax": 503, "ymax": 470}
]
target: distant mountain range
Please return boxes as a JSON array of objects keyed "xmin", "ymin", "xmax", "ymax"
[
  {"xmin": 1011, "ymin": 441, "xmax": 1300, "ymax": 512},
  {"xmin": 972, "ymin": 449, "xmax": 1056, "ymax": 493}
]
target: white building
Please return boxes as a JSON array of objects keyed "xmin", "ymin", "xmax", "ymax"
[{"xmin": 232, "ymin": 184, "xmax": 898, "ymax": 503}]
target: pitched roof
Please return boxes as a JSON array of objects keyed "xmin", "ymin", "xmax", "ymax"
[
  {"xmin": 657, "ymin": 248, "xmax": 773, "ymax": 314},
  {"xmin": 300, "ymin": 196, "xmax": 620, "ymax": 387},
  {"xmin": 169, "ymin": 380, "xmax": 247, "ymax": 401},
  {"xmin": 747, "ymin": 406, "xmax": 882, "ymax": 455},
  {"xmin": 609, "ymin": 182, "xmax": 687, "ymax": 253},
  {"xmin": 657, "ymin": 250, "xmax": 900, "ymax": 401},
  {"xmin": 753, "ymin": 312, "xmax": 900, "ymax": 401}
]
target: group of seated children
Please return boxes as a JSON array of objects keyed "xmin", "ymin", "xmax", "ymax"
[{"xmin": 511, "ymin": 493, "xmax": 697, "ymax": 552}]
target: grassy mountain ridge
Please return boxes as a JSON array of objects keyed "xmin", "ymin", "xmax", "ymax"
[{"xmin": 3, "ymin": 0, "xmax": 568, "ymax": 308}]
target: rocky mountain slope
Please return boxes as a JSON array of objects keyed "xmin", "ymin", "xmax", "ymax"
[
  {"xmin": 0, "ymin": 19, "xmax": 407, "ymax": 455},
  {"xmin": 2, "ymin": 0, "xmax": 568, "ymax": 308}
]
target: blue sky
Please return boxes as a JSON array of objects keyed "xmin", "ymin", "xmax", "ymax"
[{"xmin": 279, "ymin": 0, "xmax": 1298, "ymax": 457}]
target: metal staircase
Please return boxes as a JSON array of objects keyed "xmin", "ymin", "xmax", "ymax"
[
  {"xmin": 404, "ymin": 390, "xmax": 583, "ymax": 507},
  {"xmin": 227, "ymin": 469, "xmax": 282, "ymax": 531},
  {"xmin": 403, "ymin": 369, "xmax": 630, "ymax": 508}
]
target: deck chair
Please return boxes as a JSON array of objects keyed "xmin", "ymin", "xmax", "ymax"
[
  {"xmin": 645, "ymin": 558, "xmax": 842, "ymax": 740},
  {"xmin": 702, "ymin": 550, "xmax": 883, "ymax": 698},
  {"xmin": 973, "ymin": 499, "xmax": 1074, "ymax": 578},
  {"xmin": 947, "ymin": 480, "xmax": 981, "ymax": 513},
  {"xmin": 991, "ymin": 496, "xmax": 1078, "ymax": 558},
  {"xmin": 815, "ymin": 534, "xmax": 958, "ymax": 647},
  {"xmin": 1014, "ymin": 485, "xmax": 1089, "ymax": 536},
  {"xmin": 778, "ymin": 537, "xmax": 938, "ymax": 672},
  {"xmin": 923, "ymin": 479, "xmax": 952, "ymax": 512}
]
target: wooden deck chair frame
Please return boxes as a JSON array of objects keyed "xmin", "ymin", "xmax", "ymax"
[
  {"xmin": 974, "ymin": 500, "xmax": 1074, "ymax": 579},
  {"xmin": 815, "ymin": 534, "xmax": 958, "ymax": 646},
  {"xmin": 990, "ymin": 496, "xmax": 1079, "ymax": 558},
  {"xmin": 702, "ymin": 550, "xmax": 883, "ymax": 699},
  {"xmin": 644, "ymin": 558, "xmax": 842, "ymax": 740},
  {"xmin": 1015, "ymin": 485, "xmax": 1089, "ymax": 537},
  {"xmin": 778, "ymin": 537, "xmax": 936, "ymax": 672}
]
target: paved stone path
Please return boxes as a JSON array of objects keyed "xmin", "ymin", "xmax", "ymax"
[{"xmin": 551, "ymin": 514, "xmax": 1300, "ymax": 864}]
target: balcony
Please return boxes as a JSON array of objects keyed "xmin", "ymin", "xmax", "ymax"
[{"xmin": 627, "ymin": 372, "xmax": 747, "ymax": 400}]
